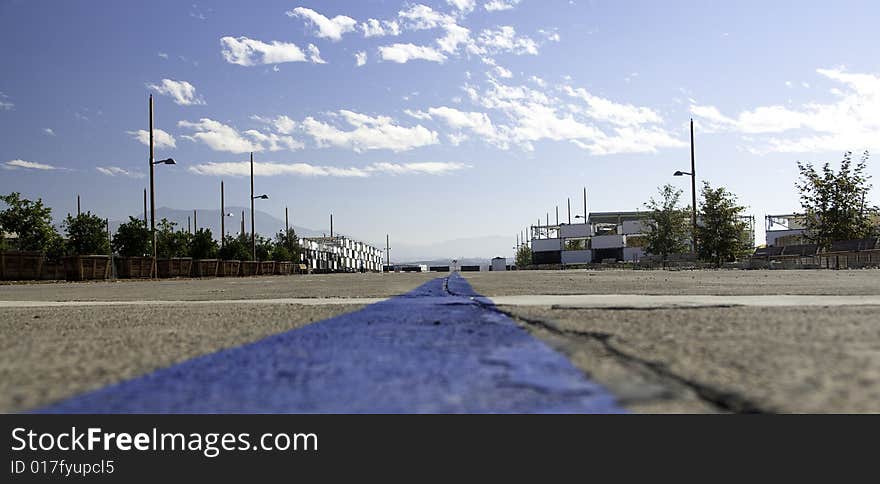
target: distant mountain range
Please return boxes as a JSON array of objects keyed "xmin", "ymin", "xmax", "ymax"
[{"xmin": 97, "ymin": 207, "xmax": 513, "ymax": 264}]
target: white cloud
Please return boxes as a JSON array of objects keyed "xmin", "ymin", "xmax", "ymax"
[
  {"xmin": 43, "ymin": 128, "xmax": 55, "ymax": 136},
  {"xmin": 220, "ymin": 36, "xmax": 312, "ymax": 66},
  {"xmin": 147, "ymin": 79, "xmax": 205, "ymax": 106},
  {"xmin": 563, "ymin": 85, "xmax": 663, "ymax": 126},
  {"xmin": 460, "ymin": 77, "xmax": 684, "ymax": 154},
  {"xmin": 355, "ymin": 51, "xmax": 367, "ymax": 66},
  {"xmin": 0, "ymin": 92, "xmax": 12, "ymax": 111},
  {"xmin": 189, "ymin": 161, "xmax": 468, "ymax": 177},
  {"xmin": 538, "ymin": 28, "xmax": 561, "ymax": 42},
  {"xmin": 414, "ymin": 106, "xmax": 508, "ymax": 148},
  {"xmin": 96, "ymin": 166, "xmax": 144, "ymax": 178},
  {"xmin": 689, "ymin": 67, "xmax": 880, "ymax": 153},
  {"xmin": 127, "ymin": 129, "xmax": 177, "ymax": 149},
  {"xmin": 307, "ymin": 44, "xmax": 326, "ymax": 64},
  {"xmin": 243, "ymin": 129, "xmax": 304, "ymax": 151},
  {"xmin": 398, "ymin": 4, "xmax": 455, "ymax": 31},
  {"xmin": 447, "ymin": 0, "xmax": 476, "ymax": 14},
  {"xmin": 302, "ymin": 110, "xmax": 439, "ymax": 152},
  {"xmin": 378, "ymin": 43, "xmax": 447, "ymax": 63},
  {"xmin": 4, "ymin": 159, "xmax": 61, "ymax": 171},
  {"xmin": 178, "ymin": 118, "xmax": 262, "ymax": 153},
  {"xmin": 286, "ymin": 7, "xmax": 357, "ymax": 41},
  {"xmin": 437, "ymin": 23, "xmax": 471, "ymax": 54},
  {"xmin": 361, "ymin": 18, "xmax": 401, "ymax": 37},
  {"xmin": 158, "ymin": 52, "xmax": 168, "ymax": 59},
  {"xmin": 469, "ymin": 26, "xmax": 538, "ymax": 55},
  {"xmin": 484, "ymin": 0, "xmax": 521, "ymax": 12}
]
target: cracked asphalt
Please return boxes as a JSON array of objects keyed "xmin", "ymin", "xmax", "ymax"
[{"xmin": 2, "ymin": 269, "xmax": 879, "ymax": 413}]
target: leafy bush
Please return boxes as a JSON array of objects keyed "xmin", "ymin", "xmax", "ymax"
[
  {"xmin": 0, "ymin": 192, "xmax": 61, "ymax": 252},
  {"xmin": 63, "ymin": 212, "xmax": 110, "ymax": 255},
  {"xmin": 112, "ymin": 216, "xmax": 151, "ymax": 257},
  {"xmin": 255, "ymin": 235, "xmax": 273, "ymax": 261},
  {"xmin": 218, "ymin": 234, "xmax": 250, "ymax": 261},
  {"xmin": 155, "ymin": 218, "xmax": 190, "ymax": 258},
  {"xmin": 189, "ymin": 228, "xmax": 219, "ymax": 259},
  {"xmin": 274, "ymin": 228, "xmax": 301, "ymax": 262}
]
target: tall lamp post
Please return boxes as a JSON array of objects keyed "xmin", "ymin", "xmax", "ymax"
[
  {"xmin": 148, "ymin": 94, "xmax": 176, "ymax": 276},
  {"xmin": 249, "ymin": 151, "xmax": 269, "ymax": 260},
  {"xmin": 673, "ymin": 118, "xmax": 698, "ymax": 253}
]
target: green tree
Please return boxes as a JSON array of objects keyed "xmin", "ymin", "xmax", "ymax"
[
  {"xmin": 155, "ymin": 218, "xmax": 190, "ymax": 258},
  {"xmin": 643, "ymin": 184, "xmax": 691, "ymax": 260},
  {"xmin": 796, "ymin": 151, "xmax": 878, "ymax": 250},
  {"xmin": 189, "ymin": 228, "xmax": 219, "ymax": 259},
  {"xmin": 274, "ymin": 228, "xmax": 302, "ymax": 262},
  {"xmin": 696, "ymin": 182, "xmax": 750, "ymax": 266},
  {"xmin": 112, "ymin": 216, "xmax": 151, "ymax": 257},
  {"xmin": 0, "ymin": 192, "xmax": 61, "ymax": 252},
  {"xmin": 255, "ymin": 235, "xmax": 273, "ymax": 261},
  {"xmin": 515, "ymin": 245, "xmax": 532, "ymax": 268},
  {"xmin": 63, "ymin": 211, "xmax": 109, "ymax": 255},
  {"xmin": 218, "ymin": 233, "xmax": 250, "ymax": 261}
]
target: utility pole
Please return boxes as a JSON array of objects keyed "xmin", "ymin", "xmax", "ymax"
[
  {"xmin": 241, "ymin": 210, "xmax": 245, "ymax": 236},
  {"xmin": 193, "ymin": 209, "xmax": 197, "ymax": 233},
  {"xmin": 187, "ymin": 216, "xmax": 191, "ymax": 234},
  {"xmin": 285, "ymin": 206, "xmax": 289, "ymax": 234},
  {"xmin": 148, "ymin": 94, "xmax": 157, "ymax": 276},
  {"xmin": 555, "ymin": 205, "xmax": 559, "ymax": 226},
  {"xmin": 567, "ymin": 198, "xmax": 571, "ymax": 224},
  {"xmin": 220, "ymin": 181, "xmax": 225, "ymax": 246},
  {"xmin": 143, "ymin": 189, "xmax": 147, "ymax": 226},
  {"xmin": 690, "ymin": 118, "xmax": 698, "ymax": 254},
  {"xmin": 385, "ymin": 234, "xmax": 391, "ymax": 270},
  {"xmin": 250, "ymin": 151, "xmax": 256, "ymax": 261},
  {"xmin": 77, "ymin": 195, "xmax": 80, "ymax": 216},
  {"xmin": 330, "ymin": 213, "xmax": 333, "ymax": 238},
  {"xmin": 583, "ymin": 187, "xmax": 588, "ymax": 223}
]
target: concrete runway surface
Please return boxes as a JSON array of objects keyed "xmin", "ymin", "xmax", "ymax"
[{"xmin": 1, "ymin": 270, "xmax": 878, "ymax": 413}]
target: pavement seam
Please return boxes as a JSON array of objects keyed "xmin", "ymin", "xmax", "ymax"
[{"xmin": 446, "ymin": 277, "xmax": 773, "ymax": 414}]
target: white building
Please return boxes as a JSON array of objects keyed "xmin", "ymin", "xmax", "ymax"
[{"xmin": 299, "ymin": 236, "xmax": 383, "ymax": 273}]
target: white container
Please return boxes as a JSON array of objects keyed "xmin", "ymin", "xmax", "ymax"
[
  {"xmin": 560, "ymin": 223, "xmax": 592, "ymax": 238},
  {"xmin": 621, "ymin": 220, "xmax": 650, "ymax": 235},
  {"xmin": 491, "ymin": 257, "xmax": 507, "ymax": 271},
  {"xmin": 591, "ymin": 234, "xmax": 625, "ymax": 249},
  {"xmin": 561, "ymin": 250, "xmax": 592, "ymax": 264},
  {"xmin": 531, "ymin": 238, "xmax": 562, "ymax": 252}
]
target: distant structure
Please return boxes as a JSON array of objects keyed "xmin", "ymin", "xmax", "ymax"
[
  {"xmin": 490, "ymin": 257, "xmax": 507, "ymax": 271},
  {"xmin": 765, "ymin": 214, "xmax": 807, "ymax": 247},
  {"xmin": 299, "ymin": 235, "xmax": 383, "ymax": 273},
  {"xmin": 529, "ymin": 210, "xmax": 755, "ymax": 265}
]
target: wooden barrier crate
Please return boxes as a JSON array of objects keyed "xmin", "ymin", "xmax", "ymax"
[
  {"xmin": 0, "ymin": 251, "xmax": 44, "ymax": 280},
  {"xmin": 156, "ymin": 258, "xmax": 193, "ymax": 278},
  {"xmin": 193, "ymin": 259, "xmax": 219, "ymax": 277},
  {"xmin": 63, "ymin": 255, "xmax": 111, "ymax": 281},
  {"xmin": 115, "ymin": 257, "xmax": 154, "ymax": 278}
]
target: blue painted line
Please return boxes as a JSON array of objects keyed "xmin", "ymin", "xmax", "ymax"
[{"xmin": 39, "ymin": 274, "xmax": 625, "ymax": 413}]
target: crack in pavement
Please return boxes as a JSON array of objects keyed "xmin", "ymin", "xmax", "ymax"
[{"xmin": 445, "ymin": 277, "xmax": 772, "ymax": 414}]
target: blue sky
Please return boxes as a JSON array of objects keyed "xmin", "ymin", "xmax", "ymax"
[{"xmin": 2, "ymin": 0, "xmax": 879, "ymax": 249}]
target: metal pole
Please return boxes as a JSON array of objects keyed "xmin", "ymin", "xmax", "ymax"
[
  {"xmin": 330, "ymin": 214, "xmax": 333, "ymax": 238},
  {"xmin": 250, "ymin": 151, "xmax": 255, "ymax": 261},
  {"xmin": 149, "ymin": 94, "xmax": 157, "ymax": 276},
  {"xmin": 77, "ymin": 195, "xmax": 80, "ymax": 216},
  {"xmin": 285, "ymin": 206, "xmax": 289, "ymax": 234},
  {"xmin": 583, "ymin": 187, "xmax": 587, "ymax": 222},
  {"xmin": 187, "ymin": 216, "xmax": 191, "ymax": 234},
  {"xmin": 567, "ymin": 198, "xmax": 571, "ymax": 224},
  {"xmin": 193, "ymin": 209, "xmax": 197, "ymax": 233},
  {"xmin": 241, "ymin": 210, "xmax": 245, "ymax": 236},
  {"xmin": 385, "ymin": 234, "xmax": 390, "ymax": 269},
  {"xmin": 555, "ymin": 206, "xmax": 559, "ymax": 226},
  {"xmin": 143, "ymin": 188, "xmax": 147, "ymax": 226},
  {"xmin": 690, "ymin": 118, "xmax": 698, "ymax": 254},
  {"xmin": 220, "ymin": 180, "xmax": 225, "ymax": 246}
]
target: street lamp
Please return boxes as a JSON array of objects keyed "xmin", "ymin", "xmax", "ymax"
[
  {"xmin": 249, "ymin": 152, "xmax": 269, "ymax": 261},
  {"xmin": 673, "ymin": 118, "xmax": 698, "ymax": 253},
  {"xmin": 148, "ymin": 94, "xmax": 176, "ymax": 277}
]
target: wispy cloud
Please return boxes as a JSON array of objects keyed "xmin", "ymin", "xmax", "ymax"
[
  {"xmin": 179, "ymin": 118, "xmax": 302, "ymax": 153},
  {"xmin": 96, "ymin": 166, "xmax": 144, "ymax": 178},
  {"xmin": 286, "ymin": 7, "xmax": 357, "ymax": 41},
  {"xmin": 4, "ymin": 159, "xmax": 63, "ymax": 171},
  {"xmin": 189, "ymin": 160, "xmax": 470, "ymax": 177},
  {"xmin": 220, "ymin": 36, "xmax": 315, "ymax": 66},
  {"xmin": 127, "ymin": 129, "xmax": 177, "ymax": 149},
  {"xmin": 378, "ymin": 43, "xmax": 447, "ymax": 63},
  {"xmin": 147, "ymin": 79, "xmax": 205, "ymax": 106},
  {"xmin": 43, "ymin": 128, "xmax": 55, "ymax": 136},
  {"xmin": 355, "ymin": 51, "xmax": 367, "ymax": 67},
  {"xmin": 301, "ymin": 110, "xmax": 439, "ymax": 152},
  {"xmin": 689, "ymin": 67, "xmax": 880, "ymax": 153},
  {"xmin": 1, "ymin": 92, "xmax": 14, "ymax": 111},
  {"xmin": 484, "ymin": 0, "xmax": 522, "ymax": 12}
]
